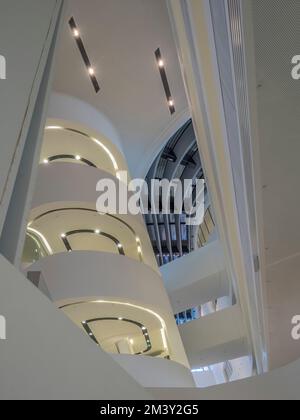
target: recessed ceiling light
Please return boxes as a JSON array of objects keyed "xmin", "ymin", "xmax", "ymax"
[
  {"xmin": 118, "ymin": 243, "xmax": 123, "ymax": 248},
  {"xmin": 73, "ymin": 28, "xmax": 79, "ymax": 38},
  {"xmin": 118, "ymin": 317, "xmax": 123, "ymax": 321},
  {"xmin": 158, "ymin": 59, "xmax": 164, "ymax": 68},
  {"xmin": 129, "ymin": 339, "xmax": 134, "ymax": 345},
  {"xmin": 88, "ymin": 67, "xmax": 95, "ymax": 76},
  {"xmin": 43, "ymin": 159, "xmax": 49, "ymax": 164},
  {"xmin": 137, "ymin": 246, "xmax": 142, "ymax": 254},
  {"xmin": 168, "ymin": 99, "xmax": 174, "ymax": 107},
  {"xmin": 95, "ymin": 229, "xmax": 100, "ymax": 234},
  {"xmin": 61, "ymin": 233, "xmax": 66, "ymax": 238},
  {"xmin": 75, "ymin": 155, "xmax": 81, "ymax": 161}
]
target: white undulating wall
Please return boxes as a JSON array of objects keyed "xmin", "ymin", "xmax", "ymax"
[
  {"xmin": 30, "ymin": 162, "xmax": 158, "ymax": 272},
  {"xmin": 0, "ymin": 255, "xmax": 150, "ymax": 400},
  {"xmin": 26, "ymin": 250, "xmax": 190, "ymax": 368}
]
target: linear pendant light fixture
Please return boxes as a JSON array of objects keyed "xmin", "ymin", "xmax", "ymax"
[
  {"xmin": 69, "ymin": 17, "xmax": 100, "ymax": 93},
  {"xmin": 155, "ymin": 48, "xmax": 175, "ymax": 115}
]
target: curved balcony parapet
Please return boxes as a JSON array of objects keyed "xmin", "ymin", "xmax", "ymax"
[
  {"xmin": 112, "ymin": 354, "xmax": 195, "ymax": 388},
  {"xmin": 25, "ymin": 250, "xmax": 190, "ymax": 368},
  {"xmin": 27, "ymin": 162, "xmax": 158, "ymax": 272}
]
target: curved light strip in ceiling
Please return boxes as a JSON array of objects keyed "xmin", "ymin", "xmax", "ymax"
[
  {"xmin": 59, "ymin": 299, "xmax": 167, "ymax": 335},
  {"xmin": 45, "ymin": 126, "xmax": 119, "ymax": 174},
  {"xmin": 27, "ymin": 232, "xmax": 42, "ymax": 251},
  {"xmin": 28, "ymin": 208, "xmax": 143, "ymax": 261},
  {"xmin": 59, "ymin": 299, "xmax": 169, "ymax": 355},
  {"xmin": 27, "ymin": 227, "xmax": 53, "ymax": 255},
  {"xmin": 91, "ymin": 300, "xmax": 167, "ymax": 335},
  {"xmin": 82, "ymin": 317, "xmax": 152, "ymax": 354}
]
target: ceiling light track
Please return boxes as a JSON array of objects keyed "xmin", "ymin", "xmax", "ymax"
[
  {"xmin": 44, "ymin": 154, "xmax": 97, "ymax": 168},
  {"xmin": 81, "ymin": 317, "xmax": 152, "ymax": 354},
  {"xmin": 60, "ymin": 229, "xmax": 125, "ymax": 255},
  {"xmin": 155, "ymin": 48, "xmax": 175, "ymax": 115},
  {"xmin": 69, "ymin": 17, "xmax": 100, "ymax": 93},
  {"xmin": 45, "ymin": 126, "xmax": 119, "ymax": 175}
]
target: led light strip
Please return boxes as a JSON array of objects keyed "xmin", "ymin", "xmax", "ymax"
[
  {"xmin": 59, "ymin": 299, "xmax": 169, "ymax": 354},
  {"xmin": 27, "ymin": 227, "xmax": 53, "ymax": 255},
  {"xmin": 60, "ymin": 229, "xmax": 125, "ymax": 255},
  {"xmin": 81, "ymin": 317, "xmax": 152, "ymax": 354}
]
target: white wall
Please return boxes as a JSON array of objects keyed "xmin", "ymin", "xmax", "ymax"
[
  {"xmin": 161, "ymin": 241, "xmax": 229, "ymax": 313},
  {"xmin": 48, "ymin": 92, "xmax": 125, "ymax": 157},
  {"xmin": 179, "ymin": 305, "xmax": 248, "ymax": 368},
  {"xmin": 0, "ymin": 0, "xmax": 59, "ymax": 231}
]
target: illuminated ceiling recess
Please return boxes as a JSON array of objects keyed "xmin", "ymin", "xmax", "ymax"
[{"xmin": 68, "ymin": 17, "xmax": 100, "ymax": 93}]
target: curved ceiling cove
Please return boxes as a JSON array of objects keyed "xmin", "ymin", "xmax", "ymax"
[
  {"xmin": 43, "ymin": 126, "xmax": 120, "ymax": 176},
  {"xmin": 27, "ymin": 207, "xmax": 143, "ymax": 263},
  {"xmin": 59, "ymin": 300, "xmax": 169, "ymax": 357},
  {"xmin": 144, "ymin": 119, "xmax": 214, "ymax": 266}
]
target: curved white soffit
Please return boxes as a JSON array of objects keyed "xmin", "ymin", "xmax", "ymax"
[
  {"xmin": 91, "ymin": 300, "xmax": 167, "ymax": 332},
  {"xmin": 44, "ymin": 126, "xmax": 119, "ymax": 175},
  {"xmin": 48, "ymin": 92, "xmax": 125, "ymax": 156},
  {"xmin": 136, "ymin": 107, "xmax": 191, "ymax": 178},
  {"xmin": 59, "ymin": 299, "xmax": 169, "ymax": 352}
]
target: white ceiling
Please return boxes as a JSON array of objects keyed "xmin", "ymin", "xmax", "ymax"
[{"xmin": 52, "ymin": 0, "xmax": 189, "ymax": 176}]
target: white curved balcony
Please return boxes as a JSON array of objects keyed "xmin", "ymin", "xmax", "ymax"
[
  {"xmin": 26, "ymin": 162, "xmax": 158, "ymax": 272},
  {"xmin": 26, "ymin": 250, "xmax": 189, "ymax": 368},
  {"xmin": 43, "ymin": 111, "xmax": 128, "ymax": 178}
]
